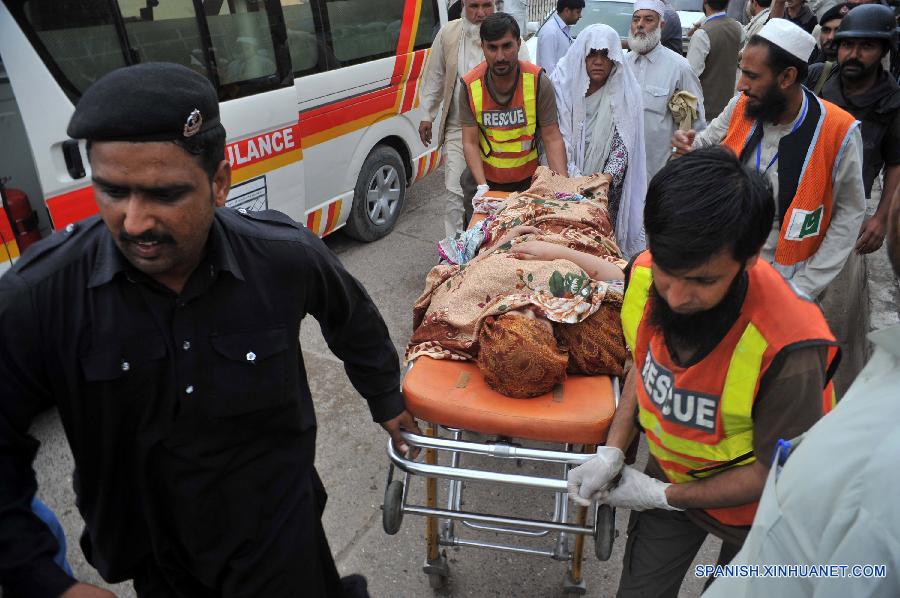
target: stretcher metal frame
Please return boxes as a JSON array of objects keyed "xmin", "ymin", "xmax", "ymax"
[{"xmin": 383, "ymin": 373, "xmax": 621, "ymax": 594}]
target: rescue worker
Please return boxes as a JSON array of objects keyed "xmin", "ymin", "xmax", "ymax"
[
  {"xmin": 673, "ymin": 18, "xmax": 866, "ymax": 299},
  {"xmin": 0, "ymin": 63, "xmax": 419, "ymax": 598},
  {"xmin": 806, "ymin": 4, "xmax": 900, "ymax": 254},
  {"xmin": 700, "ymin": 144, "xmax": 900, "ymax": 598},
  {"xmin": 567, "ymin": 147, "xmax": 839, "ymax": 597},
  {"xmin": 420, "ymin": 0, "xmax": 530, "ymax": 238},
  {"xmin": 459, "ymin": 13, "xmax": 569, "ymax": 216}
]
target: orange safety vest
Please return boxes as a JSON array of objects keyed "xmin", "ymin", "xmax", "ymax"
[
  {"xmin": 621, "ymin": 251, "xmax": 839, "ymax": 526},
  {"xmin": 722, "ymin": 91, "xmax": 857, "ymax": 266},
  {"xmin": 462, "ymin": 61, "xmax": 541, "ymax": 184}
]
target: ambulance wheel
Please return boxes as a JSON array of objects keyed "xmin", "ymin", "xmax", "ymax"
[
  {"xmin": 594, "ymin": 504, "xmax": 615, "ymax": 561},
  {"xmin": 345, "ymin": 145, "xmax": 406, "ymax": 241},
  {"xmin": 382, "ymin": 480, "xmax": 404, "ymax": 535}
]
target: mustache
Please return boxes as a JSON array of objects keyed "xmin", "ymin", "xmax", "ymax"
[
  {"xmin": 120, "ymin": 230, "xmax": 175, "ymax": 245},
  {"xmin": 841, "ymin": 59, "xmax": 865, "ymax": 70}
]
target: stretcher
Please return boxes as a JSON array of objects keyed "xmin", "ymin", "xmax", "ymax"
[{"xmin": 383, "ymin": 200, "xmax": 621, "ymax": 594}]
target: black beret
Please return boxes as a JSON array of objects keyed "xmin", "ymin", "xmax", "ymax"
[
  {"xmin": 67, "ymin": 62, "xmax": 223, "ymax": 142},
  {"xmin": 820, "ymin": 2, "xmax": 852, "ymax": 25}
]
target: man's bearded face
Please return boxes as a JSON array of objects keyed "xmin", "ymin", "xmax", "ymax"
[{"xmin": 744, "ymin": 78, "xmax": 789, "ymax": 124}]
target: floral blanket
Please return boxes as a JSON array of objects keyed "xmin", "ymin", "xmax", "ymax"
[{"xmin": 406, "ymin": 168, "xmax": 626, "ymax": 363}]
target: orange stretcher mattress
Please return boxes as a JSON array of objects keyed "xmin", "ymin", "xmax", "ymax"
[{"xmin": 403, "ymin": 358, "xmax": 616, "ymax": 445}]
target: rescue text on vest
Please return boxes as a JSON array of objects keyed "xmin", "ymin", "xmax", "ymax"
[
  {"xmin": 481, "ymin": 108, "xmax": 527, "ymax": 128},
  {"xmin": 642, "ymin": 347, "xmax": 721, "ymax": 433}
]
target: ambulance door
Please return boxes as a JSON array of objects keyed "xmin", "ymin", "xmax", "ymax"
[{"xmin": 208, "ymin": 0, "xmax": 303, "ymax": 220}]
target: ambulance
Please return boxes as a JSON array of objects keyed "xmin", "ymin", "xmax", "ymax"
[{"xmin": 0, "ymin": 0, "xmax": 446, "ymax": 274}]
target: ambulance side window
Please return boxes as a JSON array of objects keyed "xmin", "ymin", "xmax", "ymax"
[
  {"xmin": 414, "ymin": 0, "xmax": 440, "ymax": 50},
  {"xmin": 280, "ymin": 0, "xmax": 328, "ymax": 76},
  {"xmin": 321, "ymin": 0, "xmax": 406, "ymax": 66},
  {"xmin": 10, "ymin": 0, "xmax": 127, "ymax": 99},
  {"xmin": 115, "ymin": 0, "xmax": 210, "ymax": 80},
  {"xmin": 206, "ymin": 1, "xmax": 278, "ymax": 87}
]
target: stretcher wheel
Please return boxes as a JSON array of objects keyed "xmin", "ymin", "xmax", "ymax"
[
  {"xmin": 594, "ymin": 504, "xmax": 616, "ymax": 561},
  {"xmin": 382, "ymin": 480, "xmax": 404, "ymax": 535},
  {"xmin": 427, "ymin": 572, "xmax": 447, "ymax": 589},
  {"xmin": 424, "ymin": 553, "xmax": 450, "ymax": 589}
]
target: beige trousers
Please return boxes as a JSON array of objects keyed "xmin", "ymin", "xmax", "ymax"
[{"xmin": 442, "ymin": 124, "xmax": 466, "ymax": 238}]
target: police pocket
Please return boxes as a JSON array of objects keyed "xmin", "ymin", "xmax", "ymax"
[
  {"xmin": 209, "ymin": 327, "xmax": 290, "ymax": 417},
  {"xmin": 643, "ymin": 85, "xmax": 670, "ymax": 115},
  {"xmin": 81, "ymin": 334, "xmax": 167, "ymax": 384}
]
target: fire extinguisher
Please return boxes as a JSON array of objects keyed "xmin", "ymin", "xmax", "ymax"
[{"xmin": 1, "ymin": 180, "xmax": 42, "ymax": 253}]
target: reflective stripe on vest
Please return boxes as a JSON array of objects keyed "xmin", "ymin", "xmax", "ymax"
[
  {"xmin": 622, "ymin": 264, "xmax": 651, "ymax": 356},
  {"xmin": 465, "ymin": 62, "xmax": 540, "ymax": 183}
]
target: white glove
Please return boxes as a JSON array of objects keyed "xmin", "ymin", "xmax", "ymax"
[
  {"xmin": 474, "ymin": 184, "xmax": 490, "ymax": 200},
  {"xmin": 566, "ymin": 446, "xmax": 625, "ymax": 507},
  {"xmin": 599, "ymin": 466, "xmax": 683, "ymax": 511}
]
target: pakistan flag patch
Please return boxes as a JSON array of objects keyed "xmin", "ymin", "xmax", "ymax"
[{"xmin": 785, "ymin": 206, "xmax": 824, "ymax": 241}]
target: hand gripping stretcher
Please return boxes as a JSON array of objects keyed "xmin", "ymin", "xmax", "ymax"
[{"xmin": 383, "ymin": 357, "xmax": 619, "ymax": 594}]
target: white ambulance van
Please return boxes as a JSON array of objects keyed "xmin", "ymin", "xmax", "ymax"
[{"xmin": 0, "ymin": 0, "xmax": 447, "ymax": 273}]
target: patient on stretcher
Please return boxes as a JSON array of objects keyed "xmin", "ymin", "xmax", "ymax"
[{"xmin": 407, "ymin": 167, "xmax": 628, "ymax": 398}]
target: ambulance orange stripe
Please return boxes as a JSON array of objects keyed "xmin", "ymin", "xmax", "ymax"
[
  {"xmin": 401, "ymin": 50, "xmax": 426, "ymax": 114},
  {"xmin": 323, "ymin": 200, "xmax": 339, "ymax": 234},
  {"xmin": 301, "ymin": 90, "xmax": 399, "ymax": 147},
  {"xmin": 231, "ymin": 149, "xmax": 302, "ymax": 184},
  {"xmin": 309, "ymin": 209, "xmax": 323, "ymax": 235},
  {"xmin": 0, "ymin": 238, "xmax": 20, "ymax": 261},
  {"xmin": 46, "ymin": 186, "xmax": 97, "ymax": 230},
  {"xmin": 394, "ymin": 0, "xmax": 421, "ymax": 78},
  {"xmin": 417, "ymin": 157, "xmax": 426, "ymax": 180}
]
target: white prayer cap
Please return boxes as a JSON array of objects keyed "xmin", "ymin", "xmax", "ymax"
[
  {"xmin": 633, "ymin": 0, "xmax": 666, "ymax": 17},
  {"xmin": 755, "ymin": 18, "xmax": 816, "ymax": 62}
]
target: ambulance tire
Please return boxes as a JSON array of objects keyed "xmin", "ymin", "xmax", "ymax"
[{"xmin": 345, "ymin": 145, "xmax": 406, "ymax": 242}]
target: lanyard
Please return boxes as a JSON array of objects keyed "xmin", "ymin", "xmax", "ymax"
[
  {"xmin": 755, "ymin": 94, "xmax": 809, "ymax": 174},
  {"xmin": 555, "ymin": 15, "xmax": 573, "ymax": 43}
]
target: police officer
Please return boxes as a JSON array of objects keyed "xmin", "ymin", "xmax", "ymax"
[
  {"xmin": 0, "ymin": 63, "xmax": 419, "ymax": 598},
  {"xmin": 806, "ymin": 4, "xmax": 900, "ymax": 254}
]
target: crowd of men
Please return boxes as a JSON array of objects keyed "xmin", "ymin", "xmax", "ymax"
[{"xmin": 1, "ymin": 0, "xmax": 898, "ymax": 597}]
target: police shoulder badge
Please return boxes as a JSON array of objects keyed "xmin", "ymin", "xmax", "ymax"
[{"xmin": 183, "ymin": 108, "xmax": 202, "ymax": 138}]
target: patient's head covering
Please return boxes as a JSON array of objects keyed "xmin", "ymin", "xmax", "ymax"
[
  {"xmin": 554, "ymin": 305, "xmax": 627, "ymax": 377},
  {"xmin": 477, "ymin": 313, "xmax": 567, "ymax": 398}
]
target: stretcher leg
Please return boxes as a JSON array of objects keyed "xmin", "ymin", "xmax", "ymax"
[
  {"xmin": 422, "ymin": 423, "xmax": 449, "ymax": 588},
  {"xmin": 565, "ymin": 444, "xmax": 595, "ymax": 595},
  {"xmin": 425, "ymin": 423, "xmax": 439, "ymax": 561}
]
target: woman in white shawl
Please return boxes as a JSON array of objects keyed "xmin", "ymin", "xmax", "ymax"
[{"xmin": 549, "ymin": 24, "xmax": 647, "ymax": 259}]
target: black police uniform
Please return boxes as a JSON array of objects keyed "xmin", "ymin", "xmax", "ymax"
[
  {"xmin": 806, "ymin": 63, "xmax": 900, "ymax": 197},
  {"xmin": 0, "ymin": 208, "xmax": 403, "ymax": 597}
]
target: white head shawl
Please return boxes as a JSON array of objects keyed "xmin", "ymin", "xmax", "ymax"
[{"xmin": 549, "ymin": 24, "xmax": 647, "ymax": 259}]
